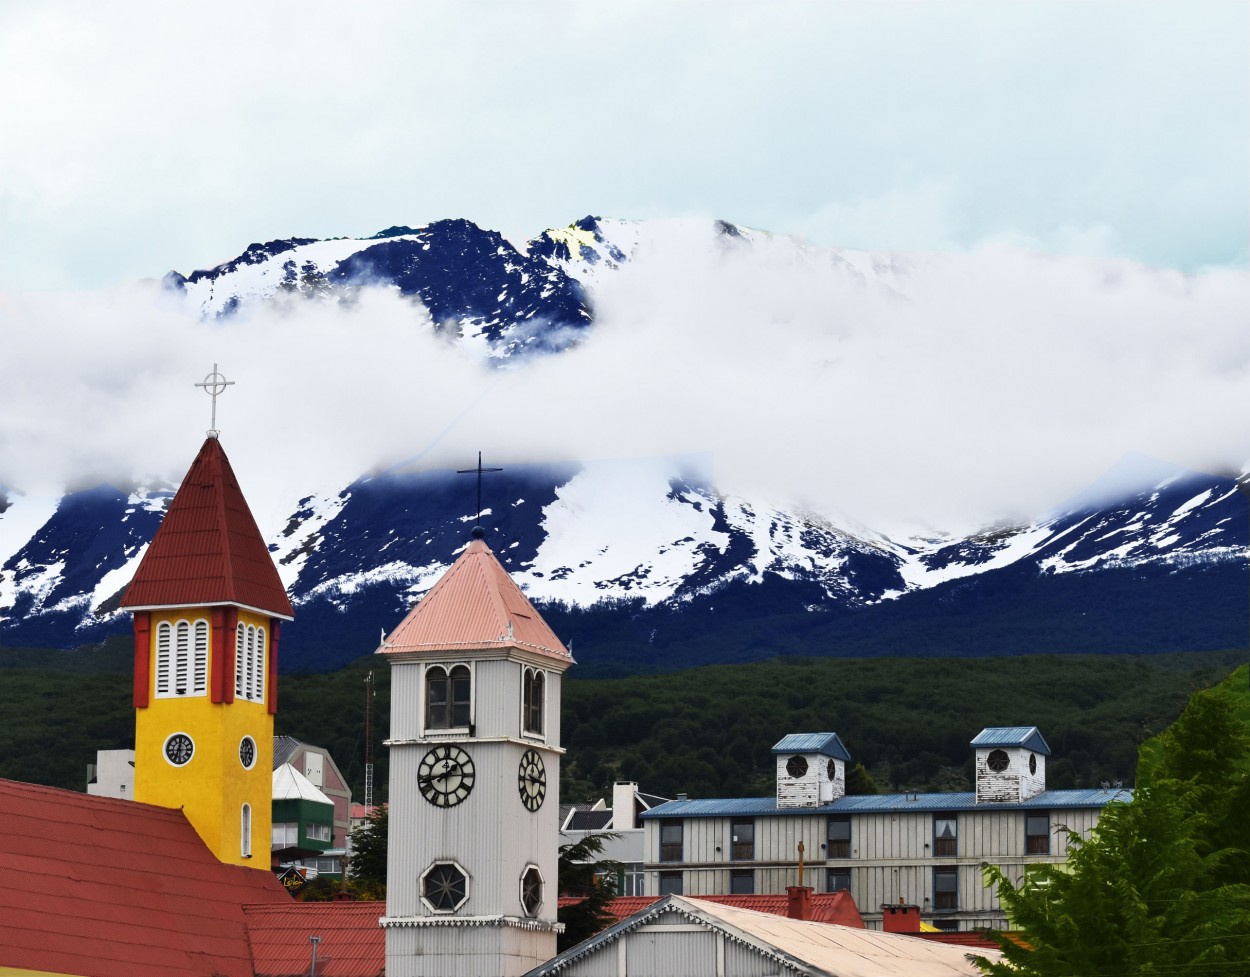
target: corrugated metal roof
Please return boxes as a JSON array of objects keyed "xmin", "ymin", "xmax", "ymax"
[
  {"xmin": 641, "ymin": 787, "xmax": 1131, "ymax": 819},
  {"xmin": 532, "ymin": 894, "xmax": 999, "ymax": 976},
  {"xmin": 970, "ymin": 726, "xmax": 1051, "ymax": 755},
  {"xmin": 772, "ymin": 733, "xmax": 853, "ymax": 761},
  {"xmin": 273, "ymin": 733, "xmax": 301, "ymax": 768},
  {"xmin": 378, "ymin": 538, "xmax": 572, "ymax": 664},
  {"xmin": 273, "ymin": 763, "xmax": 335, "ymax": 806},
  {"xmin": 0, "ymin": 777, "xmax": 289, "ymax": 977},
  {"xmin": 245, "ymin": 901, "xmax": 385, "ymax": 977},
  {"xmin": 567, "ymin": 891, "xmax": 864, "ymax": 928},
  {"xmin": 121, "ymin": 437, "xmax": 294, "ymax": 619}
]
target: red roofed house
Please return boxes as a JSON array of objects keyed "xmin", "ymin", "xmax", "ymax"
[{"xmin": 0, "ymin": 778, "xmax": 289, "ymax": 977}]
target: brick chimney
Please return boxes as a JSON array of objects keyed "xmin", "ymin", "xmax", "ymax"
[
  {"xmin": 880, "ymin": 901, "xmax": 921, "ymax": 934},
  {"xmin": 786, "ymin": 886, "xmax": 814, "ymax": 921}
]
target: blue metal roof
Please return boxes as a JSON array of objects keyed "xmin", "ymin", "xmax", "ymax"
[
  {"xmin": 640, "ymin": 787, "xmax": 1130, "ymax": 820},
  {"xmin": 970, "ymin": 726, "xmax": 1051, "ymax": 755},
  {"xmin": 770, "ymin": 732, "xmax": 852, "ymax": 761}
]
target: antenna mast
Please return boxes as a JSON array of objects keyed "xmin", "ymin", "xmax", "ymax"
[{"xmin": 363, "ymin": 670, "xmax": 376, "ymax": 812}]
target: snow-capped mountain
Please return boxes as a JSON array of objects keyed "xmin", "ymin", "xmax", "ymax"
[
  {"xmin": 2, "ymin": 452, "xmax": 1244, "ymax": 674},
  {"xmin": 2, "ymin": 217, "xmax": 1246, "ymax": 673}
]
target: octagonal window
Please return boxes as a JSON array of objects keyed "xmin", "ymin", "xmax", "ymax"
[
  {"xmin": 421, "ymin": 861, "xmax": 468, "ymax": 912},
  {"xmin": 520, "ymin": 865, "xmax": 543, "ymax": 916}
]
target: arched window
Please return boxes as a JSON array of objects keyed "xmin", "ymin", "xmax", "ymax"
[
  {"xmin": 523, "ymin": 668, "xmax": 545, "ymax": 736},
  {"xmin": 252, "ymin": 627, "xmax": 267, "ymax": 703},
  {"xmin": 192, "ymin": 619, "xmax": 208, "ymax": 695},
  {"xmin": 155, "ymin": 618, "xmax": 208, "ymax": 698},
  {"xmin": 234, "ymin": 623, "xmax": 268, "ymax": 704},
  {"xmin": 155, "ymin": 622, "xmax": 172, "ymax": 696},
  {"xmin": 241, "ymin": 803, "xmax": 252, "ymax": 858},
  {"xmin": 426, "ymin": 664, "xmax": 471, "ymax": 730},
  {"xmin": 174, "ymin": 620, "xmax": 190, "ymax": 695},
  {"xmin": 235, "ymin": 624, "xmax": 247, "ymax": 699}
]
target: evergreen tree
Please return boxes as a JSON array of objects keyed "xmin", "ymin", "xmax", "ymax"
[
  {"xmin": 557, "ymin": 833, "xmax": 623, "ymax": 952},
  {"xmin": 978, "ymin": 680, "xmax": 1250, "ymax": 977},
  {"xmin": 346, "ymin": 805, "xmax": 389, "ymax": 898}
]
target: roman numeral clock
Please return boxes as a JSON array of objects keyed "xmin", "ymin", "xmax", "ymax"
[{"xmin": 376, "ymin": 527, "xmax": 574, "ymax": 977}]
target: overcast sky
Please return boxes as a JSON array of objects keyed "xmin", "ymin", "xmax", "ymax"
[
  {"xmin": 0, "ymin": 2, "xmax": 1247, "ymax": 538},
  {"xmin": 1, "ymin": 2, "xmax": 1244, "ymax": 289}
]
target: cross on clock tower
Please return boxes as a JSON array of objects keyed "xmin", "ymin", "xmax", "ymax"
[{"xmin": 378, "ymin": 529, "xmax": 573, "ymax": 977}]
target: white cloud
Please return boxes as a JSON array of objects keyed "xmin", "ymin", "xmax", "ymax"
[
  {"xmin": 3, "ymin": 225, "xmax": 1248, "ymax": 541},
  {"xmin": 0, "ymin": 2, "xmax": 1244, "ymax": 290}
]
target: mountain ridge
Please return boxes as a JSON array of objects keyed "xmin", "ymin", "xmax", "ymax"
[{"xmin": 2, "ymin": 216, "xmax": 1246, "ymax": 673}]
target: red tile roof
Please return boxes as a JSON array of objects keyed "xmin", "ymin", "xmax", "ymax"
[
  {"xmin": 564, "ymin": 890, "xmax": 865, "ymax": 928},
  {"xmin": 245, "ymin": 901, "xmax": 385, "ymax": 977},
  {"xmin": 0, "ymin": 778, "xmax": 290, "ymax": 977},
  {"xmin": 121, "ymin": 437, "xmax": 294, "ymax": 619},
  {"xmin": 379, "ymin": 538, "xmax": 571, "ymax": 664}
]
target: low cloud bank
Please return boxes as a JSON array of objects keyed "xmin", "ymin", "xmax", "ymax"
[{"xmin": 2, "ymin": 228, "xmax": 1248, "ymax": 538}]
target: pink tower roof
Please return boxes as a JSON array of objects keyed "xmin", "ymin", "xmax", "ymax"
[
  {"xmin": 121, "ymin": 437, "xmax": 293, "ymax": 619},
  {"xmin": 379, "ymin": 538, "xmax": 572, "ymax": 664}
]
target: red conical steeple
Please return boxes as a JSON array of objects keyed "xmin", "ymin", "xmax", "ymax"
[{"xmin": 121, "ymin": 437, "xmax": 293, "ymax": 619}]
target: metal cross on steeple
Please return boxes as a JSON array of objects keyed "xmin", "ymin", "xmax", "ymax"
[
  {"xmin": 194, "ymin": 363, "xmax": 234, "ymax": 439},
  {"xmin": 456, "ymin": 451, "xmax": 503, "ymax": 539}
]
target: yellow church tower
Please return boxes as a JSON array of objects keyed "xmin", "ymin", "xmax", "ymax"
[{"xmin": 120, "ymin": 425, "xmax": 293, "ymax": 868}]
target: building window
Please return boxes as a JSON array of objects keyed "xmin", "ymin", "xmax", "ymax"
[
  {"xmin": 934, "ymin": 866, "xmax": 958, "ymax": 910},
  {"xmin": 827, "ymin": 816, "xmax": 852, "ymax": 858},
  {"xmin": 426, "ymin": 664, "xmax": 471, "ymax": 730},
  {"xmin": 1026, "ymin": 813, "xmax": 1051, "ymax": 854},
  {"xmin": 660, "ymin": 820, "xmax": 683, "ymax": 862},
  {"xmin": 272, "ymin": 822, "xmax": 299, "ymax": 846},
  {"xmin": 422, "ymin": 861, "xmax": 469, "ymax": 912},
  {"xmin": 658, "ymin": 871, "xmax": 683, "ymax": 895},
  {"xmin": 234, "ymin": 623, "xmax": 267, "ymax": 704},
  {"xmin": 826, "ymin": 869, "xmax": 851, "ymax": 893},
  {"xmin": 730, "ymin": 869, "xmax": 755, "ymax": 894},
  {"xmin": 520, "ymin": 865, "xmax": 543, "ymax": 916},
  {"xmin": 155, "ymin": 618, "xmax": 209, "ymax": 698},
  {"xmin": 933, "ymin": 815, "xmax": 958, "ymax": 857},
  {"xmin": 618, "ymin": 863, "xmax": 645, "ymax": 896},
  {"xmin": 307, "ymin": 822, "xmax": 332, "ymax": 842},
  {"xmin": 523, "ymin": 668, "xmax": 545, "ymax": 736},
  {"xmin": 241, "ymin": 804, "xmax": 252, "ymax": 858},
  {"xmin": 731, "ymin": 819, "xmax": 754, "ymax": 860}
]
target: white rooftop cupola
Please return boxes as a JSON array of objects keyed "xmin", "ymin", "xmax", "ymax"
[
  {"xmin": 971, "ymin": 726, "xmax": 1050, "ymax": 804},
  {"xmin": 773, "ymin": 733, "xmax": 852, "ymax": 809}
]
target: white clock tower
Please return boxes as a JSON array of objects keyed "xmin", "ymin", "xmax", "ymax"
[{"xmin": 378, "ymin": 530, "xmax": 573, "ymax": 977}]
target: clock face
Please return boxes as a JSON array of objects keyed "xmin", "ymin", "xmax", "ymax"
[
  {"xmin": 987, "ymin": 749, "xmax": 1010, "ymax": 772},
  {"xmin": 418, "ymin": 745, "xmax": 475, "ymax": 807},
  {"xmin": 239, "ymin": 736, "xmax": 256, "ymax": 770},
  {"xmin": 786, "ymin": 755, "xmax": 808, "ymax": 778},
  {"xmin": 164, "ymin": 733, "xmax": 194, "ymax": 766},
  {"xmin": 518, "ymin": 749, "xmax": 547, "ymax": 812},
  {"xmin": 826, "ymin": 759, "xmax": 836, "ymax": 781}
]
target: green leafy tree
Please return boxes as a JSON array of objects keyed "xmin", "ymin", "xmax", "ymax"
[
  {"xmin": 557, "ymin": 833, "xmax": 622, "ymax": 952},
  {"xmin": 978, "ymin": 680, "xmax": 1250, "ymax": 977},
  {"xmin": 346, "ymin": 805, "xmax": 389, "ymax": 898}
]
